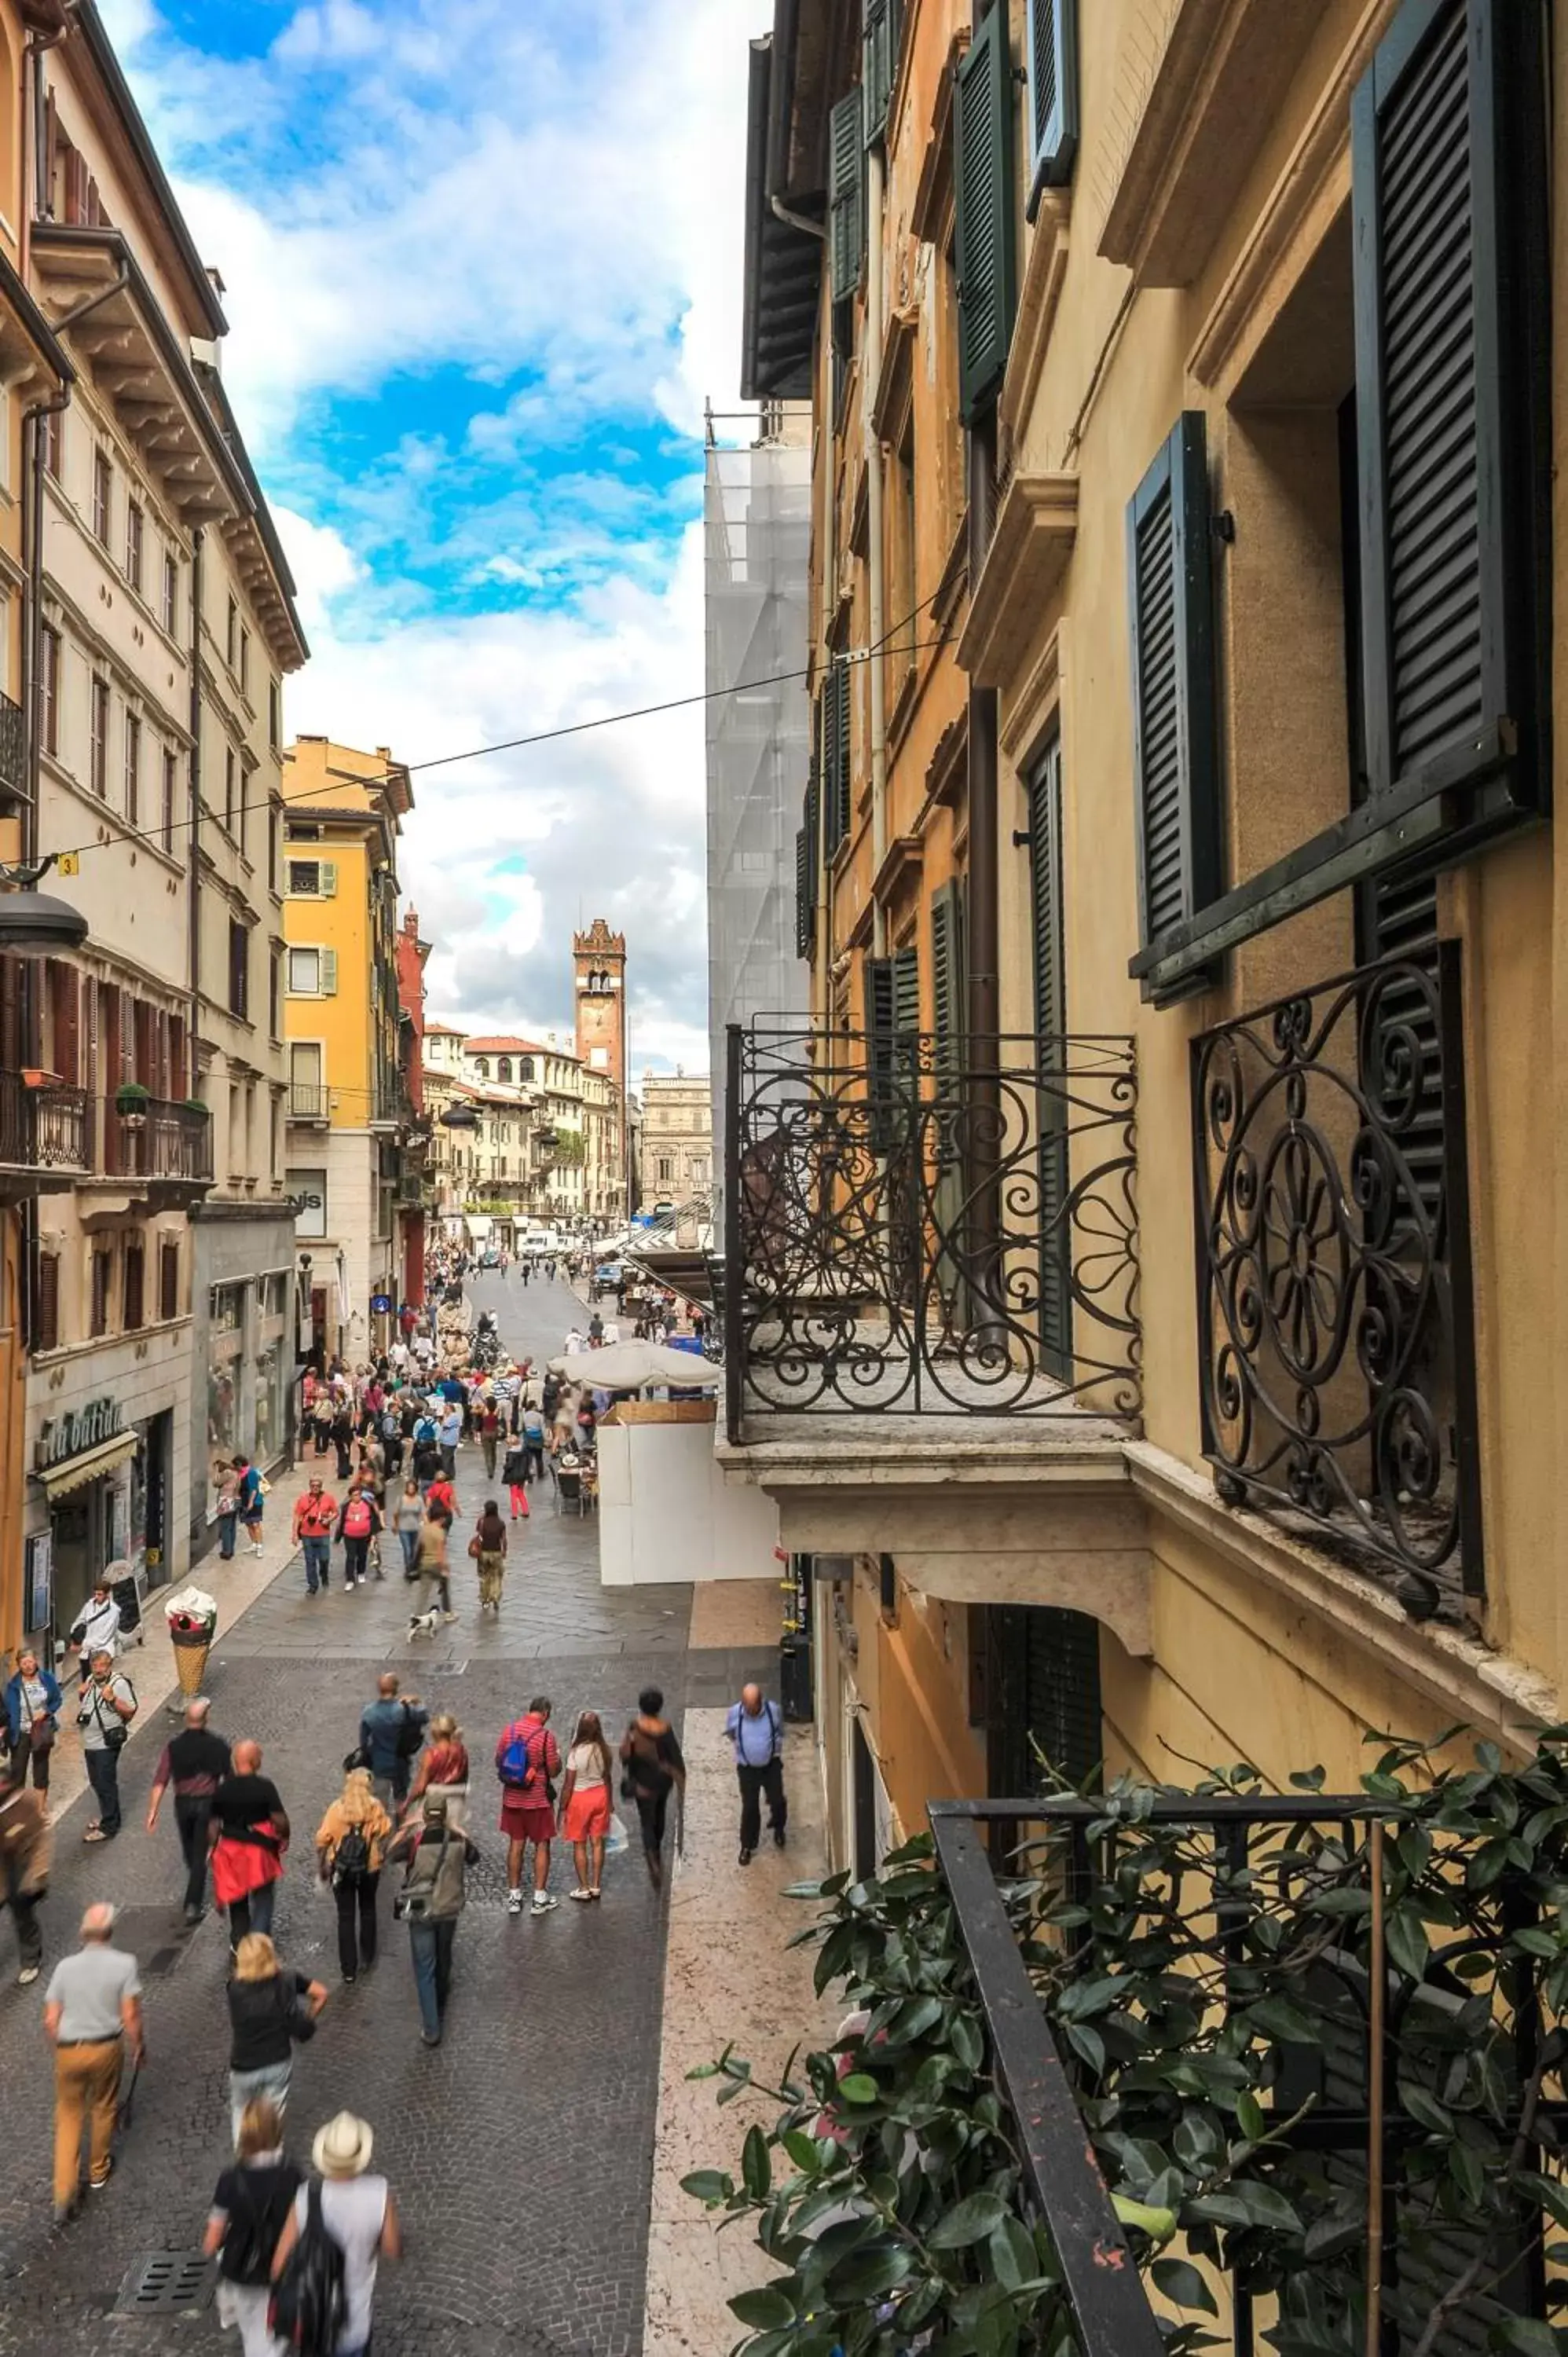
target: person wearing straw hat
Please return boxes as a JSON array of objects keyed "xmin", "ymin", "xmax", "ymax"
[{"xmin": 271, "ymin": 2113, "xmax": 401, "ymax": 2355}]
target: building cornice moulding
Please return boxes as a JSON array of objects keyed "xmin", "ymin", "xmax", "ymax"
[{"xmin": 957, "ymin": 472, "xmax": 1077, "ymax": 689}]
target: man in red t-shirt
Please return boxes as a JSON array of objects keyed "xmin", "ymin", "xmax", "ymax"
[{"xmin": 291, "ymin": 1476, "xmax": 337, "ymax": 1596}]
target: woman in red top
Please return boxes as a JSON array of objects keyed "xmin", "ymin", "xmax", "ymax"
[{"xmin": 406, "ymin": 1713, "xmax": 469, "ymax": 1826}]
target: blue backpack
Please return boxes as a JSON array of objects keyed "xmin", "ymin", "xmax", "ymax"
[{"xmin": 496, "ymin": 1717, "xmax": 548, "ymax": 1792}]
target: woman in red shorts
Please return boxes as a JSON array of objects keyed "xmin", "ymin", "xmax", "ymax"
[{"xmin": 558, "ymin": 1711, "xmax": 614, "ymax": 1902}]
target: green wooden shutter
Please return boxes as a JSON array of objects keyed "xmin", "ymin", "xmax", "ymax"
[
  {"xmin": 863, "ymin": 0, "xmax": 903, "ymax": 147},
  {"xmin": 1127, "ymin": 410, "xmax": 1222, "ymax": 961},
  {"xmin": 892, "ymin": 942, "xmax": 920, "ymax": 1039},
  {"xmin": 930, "ymin": 882, "xmax": 965, "ymax": 1071},
  {"xmin": 1351, "ymin": 0, "xmax": 1542, "ymax": 816},
  {"xmin": 954, "ymin": 7, "xmax": 1017, "ymax": 423},
  {"xmin": 865, "ymin": 954, "xmax": 895, "ymax": 1153},
  {"xmin": 829, "ymin": 91, "xmax": 865, "ymax": 305},
  {"xmin": 1024, "ymin": 0, "xmax": 1077, "ymax": 213},
  {"xmin": 985, "ymin": 1604, "xmax": 1101, "ymax": 1795},
  {"xmin": 929, "ymin": 880, "xmax": 969, "ymax": 1318},
  {"xmin": 1028, "ymin": 739, "xmax": 1071, "ymax": 1378},
  {"xmin": 796, "ymin": 768, "xmax": 820, "ymax": 961},
  {"xmin": 830, "ymin": 662, "xmax": 852, "ymax": 846}
]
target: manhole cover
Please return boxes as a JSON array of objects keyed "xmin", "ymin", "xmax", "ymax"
[{"xmin": 115, "ymin": 2251, "xmax": 215, "ymax": 2315}]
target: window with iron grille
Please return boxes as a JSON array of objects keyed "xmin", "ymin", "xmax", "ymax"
[
  {"xmin": 90, "ymin": 1247, "xmax": 111, "ymax": 1339},
  {"xmin": 40, "ymin": 627, "xmax": 59, "ymax": 757},
  {"xmin": 123, "ymin": 1242, "xmax": 144, "ymax": 1333},
  {"xmin": 124, "ymin": 713, "xmax": 140, "ymax": 827},
  {"xmin": 159, "ymin": 1240, "xmax": 180, "ymax": 1322}
]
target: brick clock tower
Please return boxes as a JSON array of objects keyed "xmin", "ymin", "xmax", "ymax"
[{"xmin": 573, "ymin": 919, "xmax": 628, "ymax": 1221}]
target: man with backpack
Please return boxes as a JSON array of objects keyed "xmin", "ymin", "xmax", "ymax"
[
  {"xmin": 269, "ymin": 2110, "xmax": 401, "ymax": 2357},
  {"xmin": 725, "ymin": 1684, "xmax": 788, "ymax": 1867},
  {"xmin": 384, "ymin": 1792, "xmax": 481, "ymax": 2045},
  {"xmin": 357, "ymin": 1675, "xmax": 427, "ymax": 1813},
  {"xmin": 334, "ymin": 1486, "xmax": 381, "ymax": 1589},
  {"xmin": 496, "ymin": 1696, "xmax": 560, "ymax": 1919}
]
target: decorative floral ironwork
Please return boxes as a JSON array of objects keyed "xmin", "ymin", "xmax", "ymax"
[
  {"xmin": 1192, "ymin": 949, "xmax": 1481, "ymax": 1618},
  {"xmin": 724, "ymin": 1026, "xmax": 1139, "ymax": 1430}
]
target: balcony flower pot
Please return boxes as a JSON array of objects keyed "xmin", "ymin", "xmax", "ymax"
[
  {"xmin": 115, "ymin": 1082, "xmax": 152, "ymax": 1113},
  {"xmin": 179, "ymin": 1098, "xmax": 209, "ymax": 1116}
]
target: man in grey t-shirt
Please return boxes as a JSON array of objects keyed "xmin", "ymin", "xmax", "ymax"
[{"xmin": 43, "ymin": 1904, "xmax": 144, "ymax": 2220}]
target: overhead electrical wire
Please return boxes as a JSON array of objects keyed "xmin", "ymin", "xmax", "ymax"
[{"xmin": 43, "ymin": 591, "xmax": 951, "ymax": 871}]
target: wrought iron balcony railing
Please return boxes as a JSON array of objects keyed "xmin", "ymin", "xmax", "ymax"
[
  {"xmin": 0, "ymin": 1072, "xmax": 91, "ymax": 1176},
  {"xmin": 98, "ymin": 1097, "xmax": 213, "ymax": 1185},
  {"xmin": 288, "ymin": 1083, "xmax": 329, "ymax": 1122},
  {"xmin": 928, "ymin": 1785, "xmax": 1565, "ymax": 2357},
  {"xmin": 0, "ymin": 688, "xmax": 26, "ymax": 800},
  {"xmin": 1192, "ymin": 945, "xmax": 1479, "ymax": 1621},
  {"xmin": 723, "ymin": 1024, "xmax": 1140, "ymax": 1437}
]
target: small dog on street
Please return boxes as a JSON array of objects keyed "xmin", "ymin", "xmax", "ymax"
[{"xmin": 407, "ymin": 1606, "xmax": 441, "ymax": 1640}]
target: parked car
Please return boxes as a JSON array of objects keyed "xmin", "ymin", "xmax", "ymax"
[{"xmin": 480, "ymin": 1248, "xmax": 501, "ymax": 1269}]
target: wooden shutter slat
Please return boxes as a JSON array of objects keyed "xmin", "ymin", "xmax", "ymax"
[
  {"xmin": 828, "ymin": 92, "xmax": 864, "ymax": 305},
  {"xmin": 954, "ymin": 8, "xmax": 1017, "ymax": 422},
  {"xmin": 1126, "ymin": 412, "xmax": 1221, "ymax": 973},
  {"xmin": 1024, "ymin": 0, "xmax": 1077, "ymax": 212}
]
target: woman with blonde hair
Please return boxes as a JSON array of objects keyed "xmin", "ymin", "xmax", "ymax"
[
  {"xmin": 559, "ymin": 1709, "xmax": 614, "ymax": 1902},
  {"xmin": 225, "ymin": 1934, "xmax": 327, "ymax": 2145},
  {"xmin": 406, "ymin": 1713, "xmax": 469, "ymax": 1827},
  {"xmin": 203, "ymin": 2096, "xmax": 302, "ymax": 2356},
  {"xmin": 313, "ymin": 1767, "xmax": 393, "ymax": 1985}
]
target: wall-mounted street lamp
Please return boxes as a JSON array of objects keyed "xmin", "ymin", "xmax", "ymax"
[{"xmin": 0, "ymin": 854, "xmax": 87, "ymax": 955}]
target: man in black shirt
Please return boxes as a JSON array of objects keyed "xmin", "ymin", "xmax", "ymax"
[
  {"xmin": 209, "ymin": 1742, "xmax": 290, "ymax": 1945},
  {"xmin": 145, "ymin": 1699, "xmax": 231, "ymax": 1924}
]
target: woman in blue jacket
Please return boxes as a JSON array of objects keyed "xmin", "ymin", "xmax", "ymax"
[{"xmin": 5, "ymin": 1649, "xmax": 62, "ymax": 1794}]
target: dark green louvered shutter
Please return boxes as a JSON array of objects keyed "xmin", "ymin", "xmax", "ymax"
[
  {"xmin": 1351, "ymin": 0, "xmax": 1538, "ymax": 816},
  {"xmin": 1024, "ymin": 0, "xmax": 1077, "ymax": 214},
  {"xmin": 930, "ymin": 881, "xmax": 968, "ymax": 1318},
  {"xmin": 863, "ymin": 0, "xmax": 903, "ymax": 147},
  {"xmin": 985, "ymin": 1604, "xmax": 1101, "ymax": 1795},
  {"xmin": 1127, "ymin": 411, "xmax": 1222, "ymax": 963},
  {"xmin": 830, "ymin": 661, "xmax": 851, "ymax": 846},
  {"xmin": 954, "ymin": 7, "xmax": 1017, "ymax": 423},
  {"xmin": 930, "ymin": 882, "xmax": 965, "ymax": 1072},
  {"xmin": 892, "ymin": 942, "xmax": 919, "ymax": 1039},
  {"xmin": 865, "ymin": 954, "xmax": 895, "ymax": 1152},
  {"xmin": 1028, "ymin": 739, "xmax": 1071, "ymax": 1379},
  {"xmin": 829, "ymin": 91, "xmax": 865, "ymax": 305},
  {"xmin": 795, "ymin": 768, "xmax": 819, "ymax": 962}
]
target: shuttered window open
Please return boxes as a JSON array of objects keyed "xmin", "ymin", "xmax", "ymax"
[
  {"xmin": 863, "ymin": 0, "xmax": 903, "ymax": 148},
  {"xmin": 821, "ymin": 662, "xmax": 851, "ymax": 856},
  {"xmin": 866, "ymin": 948, "xmax": 919, "ymax": 1156},
  {"xmin": 159, "ymin": 1241, "xmax": 180, "ymax": 1323},
  {"xmin": 828, "ymin": 91, "xmax": 865, "ymax": 306},
  {"xmin": 795, "ymin": 768, "xmax": 820, "ymax": 961},
  {"xmin": 1028, "ymin": 737, "xmax": 1072, "ymax": 1376},
  {"xmin": 954, "ymin": 6, "xmax": 1017, "ymax": 423},
  {"xmin": 1352, "ymin": 0, "xmax": 1541, "ymax": 819},
  {"xmin": 1126, "ymin": 411, "xmax": 1222, "ymax": 976},
  {"xmin": 984, "ymin": 1604, "xmax": 1103, "ymax": 1797},
  {"xmin": 1024, "ymin": 0, "xmax": 1078, "ymax": 214},
  {"xmin": 35, "ymin": 1253, "xmax": 59, "ymax": 1353}
]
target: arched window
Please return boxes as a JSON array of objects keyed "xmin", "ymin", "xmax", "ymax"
[
  {"xmin": 519, "ymin": 1057, "xmax": 534, "ymax": 1082},
  {"xmin": 474, "ymin": 1058, "xmax": 489, "ymax": 1079},
  {"xmin": 498, "ymin": 1057, "xmax": 511, "ymax": 1082}
]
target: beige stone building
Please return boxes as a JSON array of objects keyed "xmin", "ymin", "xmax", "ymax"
[
  {"xmin": 637, "ymin": 1072, "xmax": 712, "ymax": 1211},
  {"xmin": 731, "ymin": 0, "xmax": 1562, "ymax": 1874},
  {"xmin": 16, "ymin": 0, "xmax": 305, "ymax": 1632}
]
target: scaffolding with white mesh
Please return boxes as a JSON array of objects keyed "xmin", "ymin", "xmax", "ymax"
[{"xmin": 703, "ymin": 409, "xmax": 811, "ymax": 1241}]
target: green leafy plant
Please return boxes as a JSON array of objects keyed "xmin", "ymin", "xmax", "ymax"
[
  {"xmin": 115, "ymin": 1080, "xmax": 152, "ymax": 1112},
  {"xmin": 685, "ymin": 1733, "xmax": 1568, "ymax": 2357}
]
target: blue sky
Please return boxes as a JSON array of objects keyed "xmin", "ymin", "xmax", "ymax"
[{"xmin": 101, "ymin": 0, "xmax": 771, "ymax": 1071}]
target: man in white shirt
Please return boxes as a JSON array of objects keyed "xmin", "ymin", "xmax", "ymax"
[{"xmin": 68, "ymin": 1579, "xmax": 119, "ymax": 1680}]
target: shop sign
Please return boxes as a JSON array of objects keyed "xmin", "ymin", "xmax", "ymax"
[
  {"xmin": 24, "ymin": 1531, "xmax": 51, "ymax": 1633},
  {"xmin": 370, "ymin": 1293, "xmax": 392, "ymax": 1314},
  {"xmin": 36, "ymin": 1397, "xmax": 124, "ymax": 1472},
  {"xmin": 289, "ymin": 1169, "xmax": 328, "ymax": 1240}
]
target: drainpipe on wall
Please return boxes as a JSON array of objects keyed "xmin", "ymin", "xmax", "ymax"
[
  {"xmin": 864, "ymin": 140, "xmax": 888, "ymax": 962},
  {"xmin": 187, "ymin": 527, "xmax": 203, "ymax": 1069}
]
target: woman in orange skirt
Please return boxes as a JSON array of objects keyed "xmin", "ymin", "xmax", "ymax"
[{"xmin": 559, "ymin": 1711, "xmax": 613, "ymax": 1902}]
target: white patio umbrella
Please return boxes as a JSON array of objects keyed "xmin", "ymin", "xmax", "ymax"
[{"xmin": 548, "ymin": 1340, "xmax": 720, "ymax": 1391}]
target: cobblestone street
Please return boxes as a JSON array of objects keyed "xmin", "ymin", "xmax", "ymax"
[{"xmin": 0, "ymin": 1275, "xmax": 779, "ymax": 2357}]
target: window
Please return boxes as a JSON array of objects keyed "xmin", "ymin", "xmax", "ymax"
[
  {"xmin": 159, "ymin": 1241, "xmax": 180, "ymax": 1322},
  {"xmin": 269, "ymin": 944, "xmax": 282, "ymax": 1038},
  {"xmin": 125, "ymin": 500, "xmax": 144, "ymax": 595},
  {"xmin": 225, "ymin": 746, "xmax": 236, "ymax": 833},
  {"xmin": 796, "ymin": 772, "xmax": 820, "ymax": 959},
  {"xmin": 269, "ymin": 807, "xmax": 280, "ymax": 893},
  {"xmin": 162, "ymin": 548, "xmax": 178, "ymax": 636},
  {"xmin": 35, "ymin": 1253, "xmax": 60, "ymax": 1351},
  {"xmin": 819, "ymin": 661, "xmax": 851, "ymax": 856},
  {"xmin": 91, "ymin": 448, "xmax": 112, "ymax": 545},
  {"xmin": 474, "ymin": 1058, "xmax": 489, "ymax": 1079},
  {"xmin": 269, "ymin": 680, "xmax": 280, "ymax": 750},
  {"xmin": 162, "ymin": 746, "xmax": 178, "ymax": 854},
  {"xmin": 657, "ymin": 1156, "xmax": 673, "ymax": 1185},
  {"xmin": 954, "ymin": 7, "xmax": 1017, "ymax": 422},
  {"xmin": 1024, "ymin": 0, "xmax": 1079, "ymax": 210},
  {"xmin": 40, "ymin": 626, "xmax": 59, "ymax": 757},
  {"xmin": 240, "ymin": 628, "xmax": 249, "ymax": 692},
  {"xmin": 123, "ymin": 712, "xmax": 141, "ymax": 827},
  {"xmin": 1127, "ymin": 412, "xmax": 1221, "ymax": 964},
  {"xmin": 228, "ymin": 918, "xmax": 249, "ymax": 1020},
  {"xmin": 90, "ymin": 1246, "xmax": 111, "ymax": 1338},
  {"xmin": 90, "ymin": 677, "xmax": 110, "ymax": 798},
  {"xmin": 498, "ymin": 1057, "xmax": 512, "ymax": 1082},
  {"xmin": 287, "ymin": 859, "xmax": 337, "ymax": 898},
  {"xmin": 288, "ymin": 947, "xmax": 336, "ymax": 996},
  {"xmin": 225, "ymin": 596, "xmax": 237, "ymax": 668},
  {"xmin": 518, "ymin": 1056, "xmax": 534, "ymax": 1082},
  {"xmin": 123, "ymin": 1241, "xmax": 145, "ymax": 1333},
  {"xmin": 43, "ymin": 408, "xmax": 61, "ymax": 482}
]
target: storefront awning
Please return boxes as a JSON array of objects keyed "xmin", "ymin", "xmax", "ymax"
[{"xmin": 37, "ymin": 1431, "xmax": 137, "ymax": 1502}]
